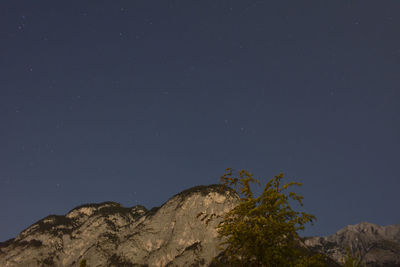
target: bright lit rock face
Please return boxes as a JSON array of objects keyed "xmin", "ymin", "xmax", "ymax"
[
  {"xmin": 304, "ymin": 222, "xmax": 400, "ymax": 267},
  {"xmin": 1, "ymin": 185, "xmax": 400, "ymax": 267},
  {"xmin": 0, "ymin": 185, "xmax": 239, "ymax": 267}
]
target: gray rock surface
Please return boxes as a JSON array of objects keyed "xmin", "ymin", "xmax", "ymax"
[
  {"xmin": 304, "ymin": 222, "xmax": 400, "ymax": 267},
  {"xmin": 1, "ymin": 184, "xmax": 399, "ymax": 267},
  {"xmin": 0, "ymin": 185, "xmax": 239, "ymax": 267}
]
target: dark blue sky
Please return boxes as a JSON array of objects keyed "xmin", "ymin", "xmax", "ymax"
[{"xmin": 1, "ymin": 1, "xmax": 399, "ymax": 241}]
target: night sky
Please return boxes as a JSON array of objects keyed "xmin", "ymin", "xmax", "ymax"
[{"xmin": 1, "ymin": 1, "xmax": 399, "ymax": 242}]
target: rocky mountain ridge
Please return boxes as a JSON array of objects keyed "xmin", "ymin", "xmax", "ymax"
[
  {"xmin": 1, "ymin": 184, "xmax": 399, "ymax": 267},
  {"xmin": 305, "ymin": 222, "xmax": 400, "ymax": 267}
]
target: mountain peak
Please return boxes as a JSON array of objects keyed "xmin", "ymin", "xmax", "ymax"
[
  {"xmin": 0, "ymin": 184, "xmax": 239, "ymax": 267},
  {"xmin": 305, "ymin": 222, "xmax": 400, "ymax": 266}
]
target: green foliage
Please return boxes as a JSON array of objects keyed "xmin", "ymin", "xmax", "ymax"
[
  {"xmin": 79, "ymin": 259, "xmax": 87, "ymax": 267},
  {"xmin": 214, "ymin": 168, "xmax": 325, "ymax": 267},
  {"xmin": 342, "ymin": 248, "xmax": 363, "ymax": 267}
]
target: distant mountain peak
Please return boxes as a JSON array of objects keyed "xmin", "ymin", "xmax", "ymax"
[{"xmin": 305, "ymin": 222, "xmax": 400, "ymax": 267}]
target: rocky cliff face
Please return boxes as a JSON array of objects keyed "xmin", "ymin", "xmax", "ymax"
[
  {"xmin": 1, "ymin": 185, "xmax": 399, "ymax": 267},
  {"xmin": 305, "ymin": 222, "xmax": 400, "ymax": 267},
  {"xmin": 0, "ymin": 185, "xmax": 239, "ymax": 267}
]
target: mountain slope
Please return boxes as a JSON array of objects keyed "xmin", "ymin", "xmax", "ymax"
[
  {"xmin": 0, "ymin": 185, "xmax": 238, "ymax": 267},
  {"xmin": 305, "ymin": 222, "xmax": 400, "ymax": 267},
  {"xmin": 1, "ymin": 185, "xmax": 399, "ymax": 267}
]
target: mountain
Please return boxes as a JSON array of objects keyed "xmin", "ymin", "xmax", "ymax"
[
  {"xmin": 1, "ymin": 184, "xmax": 399, "ymax": 267},
  {"xmin": 0, "ymin": 185, "xmax": 238, "ymax": 267},
  {"xmin": 305, "ymin": 222, "xmax": 400, "ymax": 267}
]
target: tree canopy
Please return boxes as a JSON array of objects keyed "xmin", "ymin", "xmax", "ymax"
[{"xmin": 213, "ymin": 168, "xmax": 327, "ymax": 267}]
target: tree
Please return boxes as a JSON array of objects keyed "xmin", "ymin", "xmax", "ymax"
[
  {"xmin": 213, "ymin": 168, "xmax": 326, "ymax": 267},
  {"xmin": 79, "ymin": 259, "xmax": 87, "ymax": 267}
]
